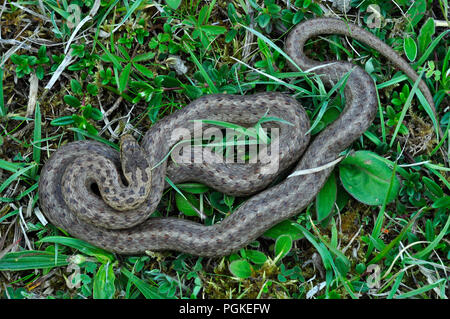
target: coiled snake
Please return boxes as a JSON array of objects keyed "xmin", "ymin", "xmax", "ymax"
[{"xmin": 39, "ymin": 18, "xmax": 436, "ymax": 256}]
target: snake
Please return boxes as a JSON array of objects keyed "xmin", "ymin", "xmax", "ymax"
[{"xmin": 39, "ymin": 18, "xmax": 436, "ymax": 256}]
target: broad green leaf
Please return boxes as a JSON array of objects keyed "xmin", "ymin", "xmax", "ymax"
[
  {"xmin": 119, "ymin": 63, "xmax": 132, "ymax": 93},
  {"xmin": 339, "ymin": 151, "xmax": 400, "ymax": 205},
  {"xmin": 423, "ymin": 176, "xmax": 444, "ymax": 198},
  {"xmin": 225, "ymin": 29, "xmax": 237, "ymax": 43},
  {"xmin": 267, "ymin": 3, "xmax": 281, "ymax": 13},
  {"xmin": 335, "ymin": 184, "xmax": 350, "ymax": 211},
  {"xmin": 200, "ymin": 25, "xmax": 227, "ymax": 35},
  {"xmin": 355, "ymin": 263, "xmax": 366, "ymax": 274},
  {"xmin": 63, "ymin": 95, "xmax": 81, "ymax": 108},
  {"xmin": 229, "ymin": 259, "xmax": 252, "ymax": 278},
  {"xmin": 417, "ymin": 18, "xmax": 435, "ymax": 55},
  {"xmin": 245, "ymin": 250, "xmax": 267, "ymax": 265},
  {"xmin": 310, "ymin": 107, "xmax": 340, "ymax": 135},
  {"xmin": 175, "ymin": 183, "xmax": 209, "ymax": 194},
  {"xmin": 403, "ymin": 37, "xmax": 417, "ymax": 62},
  {"xmin": 133, "ymin": 63, "xmax": 154, "ymax": 79},
  {"xmin": 335, "ymin": 256, "xmax": 350, "ymax": 276},
  {"xmin": 432, "ymin": 196, "xmax": 450, "ymax": 209},
  {"xmin": 263, "ymin": 220, "xmax": 304, "ymax": 240},
  {"xmin": 274, "ymin": 234, "xmax": 292, "ymax": 260},
  {"xmin": 93, "ymin": 262, "xmax": 116, "ymax": 299},
  {"xmin": 87, "ymin": 83, "xmax": 99, "ymax": 96},
  {"xmin": 209, "ymin": 192, "xmax": 229, "ymax": 213},
  {"xmin": 316, "ymin": 171, "xmax": 337, "ymax": 223},
  {"xmin": 415, "ymin": 29, "xmax": 449, "ymax": 68},
  {"xmin": 406, "ymin": 0, "xmax": 426, "ymax": 29},
  {"xmin": 293, "ymin": 11, "xmax": 304, "ymax": 24},
  {"xmin": 89, "ymin": 108, "xmax": 103, "ymax": 121},
  {"xmin": 165, "ymin": 0, "xmax": 181, "ymax": 10},
  {"xmin": 198, "ymin": 5, "xmax": 209, "ymax": 25},
  {"xmin": 133, "ymin": 51, "xmax": 156, "ymax": 62},
  {"xmin": 425, "ymin": 219, "xmax": 435, "ymax": 242},
  {"xmin": 70, "ymin": 79, "xmax": 82, "ymax": 94},
  {"xmin": 182, "ymin": 84, "xmax": 203, "ymax": 99},
  {"xmin": 175, "ymin": 192, "xmax": 200, "ymax": 216},
  {"xmin": 257, "ymin": 14, "xmax": 271, "ymax": 28}
]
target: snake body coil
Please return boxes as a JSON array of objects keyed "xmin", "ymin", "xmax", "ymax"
[{"xmin": 39, "ymin": 18, "xmax": 435, "ymax": 256}]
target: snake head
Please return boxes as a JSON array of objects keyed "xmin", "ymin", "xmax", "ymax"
[{"xmin": 97, "ymin": 134, "xmax": 153, "ymax": 211}]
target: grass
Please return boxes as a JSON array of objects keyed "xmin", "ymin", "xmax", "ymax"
[{"xmin": 0, "ymin": 0, "xmax": 448, "ymax": 299}]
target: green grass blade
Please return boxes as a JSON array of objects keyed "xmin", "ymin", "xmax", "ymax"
[
  {"xmin": 32, "ymin": 103, "xmax": 42, "ymax": 178},
  {"xmin": 111, "ymin": 0, "xmax": 146, "ymax": 33},
  {"xmin": 368, "ymin": 210, "xmax": 423, "ymax": 265},
  {"xmin": 387, "ymin": 271, "xmax": 405, "ymax": 299},
  {"xmin": 306, "ymin": 100, "xmax": 329, "ymax": 134},
  {"xmin": 240, "ymin": 24, "xmax": 299, "ymax": 71},
  {"xmin": 424, "ymin": 163, "xmax": 450, "ymax": 190},
  {"xmin": 0, "ymin": 250, "xmax": 69, "ymax": 271},
  {"xmin": 68, "ymin": 128, "xmax": 119, "ymax": 150},
  {"xmin": 429, "ymin": 122, "xmax": 448, "ymax": 156},
  {"xmin": 414, "ymin": 29, "xmax": 450, "ymax": 68},
  {"xmin": 297, "ymin": 224, "xmax": 357, "ymax": 299},
  {"xmin": 389, "ymin": 68, "xmax": 425, "ymax": 148},
  {"xmin": 0, "ymin": 159, "xmax": 33, "ymax": 176},
  {"xmin": 1, "ymin": 182, "xmax": 39, "ymax": 203},
  {"xmin": 365, "ymin": 160, "xmax": 399, "ymax": 258},
  {"xmin": 413, "ymin": 214, "xmax": 450, "ymax": 259},
  {"xmin": 120, "ymin": 267, "xmax": 171, "ymax": 299},
  {"xmin": 184, "ymin": 45, "xmax": 218, "ymax": 93},
  {"xmin": 394, "ymin": 278, "xmax": 446, "ymax": 299},
  {"xmin": 376, "ymin": 74, "xmax": 408, "ymax": 90},
  {"xmin": 38, "ymin": 236, "xmax": 115, "ymax": 263},
  {"xmin": 0, "ymin": 164, "xmax": 36, "ymax": 194},
  {"xmin": 0, "ymin": 67, "xmax": 5, "ymax": 116},
  {"xmin": 0, "ymin": 209, "xmax": 19, "ymax": 223}
]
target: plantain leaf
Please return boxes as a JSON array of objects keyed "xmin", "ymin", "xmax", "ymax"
[
  {"xmin": 175, "ymin": 192, "xmax": 200, "ymax": 216},
  {"xmin": 404, "ymin": 37, "xmax": 417, "ymax": 62},
  {"xmin": 263, "ymin": 219, "xmax": 304, "ymax": 240},
  {"xmin": 417, "ymin": 18, "xmax": 435, "ymax": 55},
  {"xmin": 274, "ymin": 234, "xmax": 292, "ymax": 260},
  {"xmin": 175, "ymin": 183, "xmax": 209, "ymax": 194},
  {"xmin": 245, "ymin": 250, "xmax": 268, "ymax": 264},
  {"xmin": 339, "ymin": 151, "xmax": 400, "ymax": 206},
  {"xmin": 229, "ymin": 259, "xmax": 252, "ymax": 279}
]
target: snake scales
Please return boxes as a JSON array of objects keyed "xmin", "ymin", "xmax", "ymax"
[{"xmin": 39, "ymin": 18, "xmax": 436, "ymax": 256}]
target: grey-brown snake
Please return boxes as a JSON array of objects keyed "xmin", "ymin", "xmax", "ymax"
[{"xmin": 39, "ymin": 18, "xmax": 436, "ymax": 256}]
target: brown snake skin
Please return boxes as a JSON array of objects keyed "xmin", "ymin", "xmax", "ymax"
[{"xmin": 39, "ymin": 18, "xmax": 436, "ymax": 256}]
